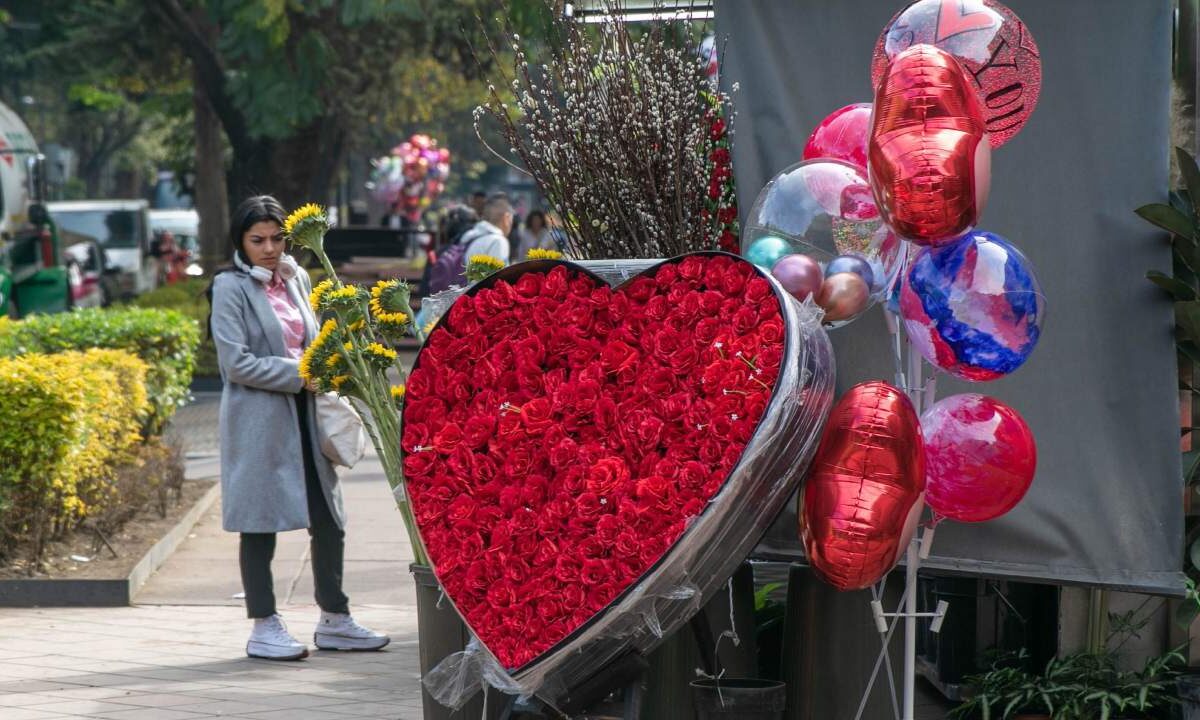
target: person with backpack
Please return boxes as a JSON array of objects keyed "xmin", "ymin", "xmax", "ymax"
[
  {"xmin": 426, "ymin": 195, "xmax": 513, "ymax": 295},
  {"xmin": 423, "ymin": 205, "xmax": 479, "ymax": 297}
]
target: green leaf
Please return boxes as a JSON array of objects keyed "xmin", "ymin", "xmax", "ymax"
[
  {"xmin": 1137, "ymin": 203, "xmax": 1197, "ymax": 239},
  {"xmin": 1177, "ymin": 147, "xmax": 1200, "ymax": 217},
  {"xmin": 1148, "ymin": 270, "xmax": 1196, "ymax": 300}
]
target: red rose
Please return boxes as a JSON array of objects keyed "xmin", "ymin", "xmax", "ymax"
[
  {"xmin": 405, "ymin": 367, "xmax": 435, "ymax": 400},
  {"xmin": 601, "ymin": 340, "xmax": 639, "ymax": 374},
  {"xmin": 614, "ymin": 530, "xmax": 642, "ymax": 558},
  {"xmin": 586, "ymin": 456, "xmax": 630, "ymax": 495},
  {"xmin": 462, "ymin": 415, "xmax": 495, "ymax": 449},
  {"xmin": 433, "ymin": 423, "xmax": 463, "ymax": 454},
  {"xmin": 678, "ymin": 256, "xmax": 705, "ymax": 281},
  {"xmin": 717, "ymin": 206, "xmax": 738, "ymax": 225},
  {"xmin": 562, "ymin": 584, "xmax": 585, "ymax": 609},
  {"xmin": 759, "ymin": 316, "xmax": 783, "ymax": 344},
  {"xmin": 581, "ymin": 559, "xmax": 608, "ymax": 586},
  {"xmin": 514, "ymin": 271, "xmax": 544, "ymax": 298},
  {"xmin": 711, "ymin": 147, "xmax": 731, "ymax": 165},
  {"xmin": 655, "ymin": 264, "xmax": 680, "ymax": 284},
  {"xmin": 732, "ymin": 306, "xmax": 758, "ymax": 333},
  {"xmin": 402, "ymin": 451, "xmax": 436, "ymax": 480},
  {"xmin": 521, "ymin": 398, "xmax": 554, "ymax": 432},
  {"xmin": 625, "ymin": 276, "xmax": 656, "ymax": 303},
  {"xmin": 708, "ymin": 178, "xmax": 722, "ymax": 200},
  {"xmin": 745, "ymin": 277, "xmax": 771, "ymax": 302}
]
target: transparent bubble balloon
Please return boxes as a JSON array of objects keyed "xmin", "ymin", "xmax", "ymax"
[
  {"xmin": 743, "ymin": 160, "xmax": 904, "ymax": 328},
  {"xmin": 899, "ymin": 231, "xmax": 1045, "ymax": 381}
]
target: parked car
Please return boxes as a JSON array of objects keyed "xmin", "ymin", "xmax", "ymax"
[
  {"xmin": 48, "ymin": 199, "xmax": 157, "ymax": 298},
  {"xmin": 0, "ymin": 100, "xmax": 102, "ymax": 317}
]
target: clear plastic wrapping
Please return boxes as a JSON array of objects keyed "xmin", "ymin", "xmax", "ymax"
[{"xmin": 416, "ymin": 254, "xmax": 836, "ymax": 711}]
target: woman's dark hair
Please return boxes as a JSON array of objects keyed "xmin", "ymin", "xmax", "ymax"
[
  {"xmin": 440, "ymin": 205, "xmax": 479, "ymax": 249},
  {"xmin": 526, "ymin": 210, "xmax": 547, "ymax": 231},
  {"xmin": 205, "ymin": 195, "xmax": 288, "ymax": 338}
]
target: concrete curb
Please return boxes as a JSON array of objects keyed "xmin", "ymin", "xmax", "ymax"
[{"xmin": 0, "ymin": 480, "xmax": 221, "ymax": 607}]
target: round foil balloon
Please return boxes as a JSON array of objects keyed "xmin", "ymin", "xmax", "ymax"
[
  {"xmin": 870, "ymin": 0, "xmax": 1041, "ymax": 147},
  {"xmin": 900, "ymin": 231, "xmax": 1044, "ymax": 381},
  {"xmin": 922, "ymin": 394, "xmax": 1036, "ymax": 522},
  {"xmin": 801, "ymin": 381, "xmax": 926, "ymax": 591},
  {"xmin": 744, "ymin": 160, "xmax": 903, "ymax": 327},
  {"xmin": 804, "ymin": 103, "xmax": 872, "ymax": 169},
  {"xmin": 869, "ymin": 44, "xmax": 991, "ymax": 246}
]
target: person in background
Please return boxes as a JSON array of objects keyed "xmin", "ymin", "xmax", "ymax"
[
  {"xmin": 379, "ymin": 199, "xmax": 408, "ymax": 228},
  {"xmin": 418, "ymin": 205, "xmax": 478, "ymax": 297},
  {"xmin": 459, "ymin": 194, "xmax": 513, "ymax": 265},
  {"xmin": 515, "ymin": 210, "xmax": 558, "ymax": 260},
  {"xmin": 207, "ymin": 195, "xmax": 390, "ymax": 661},
  {"xmin": 468, "ymin": 190, "xmax": 488, "ymax": 217}
]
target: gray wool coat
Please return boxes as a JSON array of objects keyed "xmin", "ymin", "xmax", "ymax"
[{"xmin": 210, "ymin": 266, "xmax": 345, "ymax": 533}]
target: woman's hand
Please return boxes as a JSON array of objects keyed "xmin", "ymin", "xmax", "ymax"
[{"xmin": 305, "ymin": 378, "xmax": 321, "ymax": 393}]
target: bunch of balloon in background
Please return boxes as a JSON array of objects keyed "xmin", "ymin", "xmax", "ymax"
[
  {"xmin": 738, "ymin": 0, "xmax": 1047, "ymax": 590},
  {"xmin": 368, "ymin": 134, "xmax": 451, "ymax": 223}
]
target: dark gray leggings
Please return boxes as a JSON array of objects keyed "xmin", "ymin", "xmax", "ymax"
[{"xmin": 239, "ymin": 394, "xmax": 349, "ymax": 619}]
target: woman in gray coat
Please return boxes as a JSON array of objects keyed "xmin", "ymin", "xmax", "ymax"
[{"xmin": 208, "ymin": 196, "xmax": 389, "ymax": 660}]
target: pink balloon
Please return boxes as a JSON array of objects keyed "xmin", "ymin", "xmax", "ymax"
[
  {"xmin": 921, "ymin": 394, "xmax": 1036, "ymax": 522},
  {"xmin": 804, "ymin": 103, "xmax": 872, "ymax": 169}
]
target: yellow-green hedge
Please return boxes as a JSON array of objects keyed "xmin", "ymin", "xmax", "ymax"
[{"xmin": 0, "ymin": 349, "xmax": 149, "ymax": 556}]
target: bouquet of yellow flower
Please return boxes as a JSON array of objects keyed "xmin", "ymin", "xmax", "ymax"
[{"xmin": 284, "ymin": 203, "xmax": 427, "ymax": 563}]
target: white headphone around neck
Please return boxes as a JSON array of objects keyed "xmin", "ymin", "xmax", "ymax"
[{"xmin": 233, "ymin": 251, "xmax": 298, "ymax": 285}]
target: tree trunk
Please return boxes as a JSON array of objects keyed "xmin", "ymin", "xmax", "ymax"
[
  {"xmin": 228, "ymin": 124, "xmax": 332, "ymax": 214},
  {"xmin": 192, "ymin": 14, "xmax": 228, "ymax": 274}
]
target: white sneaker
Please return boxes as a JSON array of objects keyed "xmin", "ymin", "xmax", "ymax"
[
  {"xmin": 314, "ymin": 611, "xmax": 391, "ymax": 651},
  {"xmin": 246, "ymin": 614, "xmax": 309, "ymax": 661}
]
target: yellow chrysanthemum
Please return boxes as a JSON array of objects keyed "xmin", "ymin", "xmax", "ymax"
[
  {"xmin": 309, "ymin": 279, "xmax": 334, "ymax": 313},
  {"xmin": 284, "ymin": 203, "xmax": 324, "ymax": 236},
  {"xmin": 469, "ymin": 254, "xmax": 504, "ymax": 269},
  {"xmin": 365, "ymin": 342, "xmax": 398, "ymax": 361},
  {"xmin": 331, "ymin": 374, "xmax": 352, "ymax": 390},
  {"xmin": 298, "ymin": 318, "xmax": 339, "ymax": 383},
  {"xmin": 284, "ymin": 203, "xmax": 329, "ymax": 251},
  {"xmin": 391, "ymin": 384, "xmax": 406, "ymax": 400},
  {"xmin": 526, "ymin": 248, "xmax": 562, "ymax": 261},
  {"xmin": 376, "ymin": 311, "xmax": 409, "ymax": 327}
]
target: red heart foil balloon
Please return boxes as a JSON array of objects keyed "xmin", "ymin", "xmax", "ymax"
[
  {"xmin": 402, "ymin": 253, "xmax": 834, "ymax": 696},
  {"xmin": 868, "ymin": 44, "xmax": 991, "ymax": 245},
  {"xmin": 801, "ymin": 381, "xmax": 926, "ymax": 591}
]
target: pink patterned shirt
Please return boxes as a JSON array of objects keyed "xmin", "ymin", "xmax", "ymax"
[{"xmin": 265, "ymin": 277, "xmax": 305, "ymax": 360}]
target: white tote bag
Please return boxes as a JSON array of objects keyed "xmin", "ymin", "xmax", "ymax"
[{"xmin": 314, "ymin": 393, "xmax": 368, "ymax": 468}]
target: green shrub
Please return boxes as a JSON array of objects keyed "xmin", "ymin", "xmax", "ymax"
[
  {"xmin": 125, "ymin": 279, "xmax": 217, "ymax": 379},
  {"xmin": 0, "ymin": 307, "xmax": 199, "ymax": 434},
  {"xmin": 0, "ymin": 349, "xmax": 149, "ymax": 562}
]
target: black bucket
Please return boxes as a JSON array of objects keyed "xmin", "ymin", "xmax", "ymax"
[
  {"xmin": 690, "ymin": 678, "xmax": 786, "ymax": 720},
  {"xmin": 1179, "ymin": 675, "xmax": 1200, "ymax": 720}
]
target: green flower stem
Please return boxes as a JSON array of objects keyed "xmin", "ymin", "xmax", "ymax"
[{"xmin": 314, "ymin": 247, "xmax": 427, "ymax": 566}]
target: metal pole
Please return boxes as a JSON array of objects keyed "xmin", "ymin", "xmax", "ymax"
[{"xmin": 903, "ymin": 541, "xmax": 919, "ymax": 720}]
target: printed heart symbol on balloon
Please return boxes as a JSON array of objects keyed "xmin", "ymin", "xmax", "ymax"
[{"xmin": 401, "ymin": 252, "xmax": 833, "ymax": 692}]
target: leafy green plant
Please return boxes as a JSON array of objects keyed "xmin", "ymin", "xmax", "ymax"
[
  {"xmin": 952, "ymin": 646, "xmax": 1184, "ymax": 719},
  {"xmin": 753, "ymin": 581, "xmax": 785, "ymax": 681},
  {"xmin": 0, "ymin": 307, "xmax": 200, "ymax": 435},
  {"xmin": 124, "ymin": 279, "xmax": 217, "ymax": 378},
  {"xmin": 1136, "ymin": 146, "xmax": 1200, "ymax": 623}
]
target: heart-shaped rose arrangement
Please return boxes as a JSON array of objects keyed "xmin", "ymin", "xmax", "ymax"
[{"xmin": 401, "ymin": 252, "xmax": 834, "ymax": 693}]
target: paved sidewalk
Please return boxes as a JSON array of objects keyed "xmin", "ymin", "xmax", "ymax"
[{"xmin": 0, "ymin": 393, "xmax": 429, "ymax": 719}]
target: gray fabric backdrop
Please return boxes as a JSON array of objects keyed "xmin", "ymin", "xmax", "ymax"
[{"xmin": 719, "ymin": 0, "xmax": 1185, "ymax": 594}]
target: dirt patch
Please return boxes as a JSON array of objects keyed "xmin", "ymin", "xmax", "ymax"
[{"xmin": 0, "ymin": 479, "xmax": 216, "ymax": 580}]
